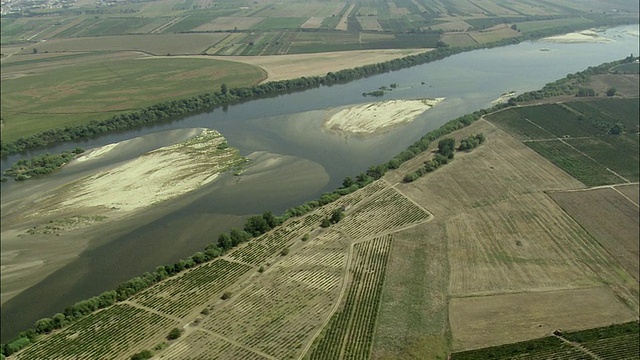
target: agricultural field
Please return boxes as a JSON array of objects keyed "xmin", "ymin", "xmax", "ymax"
[
  {"xmin": 549, "ymin": 186, "xmax": 640, "ymax": 282},
  {"xmin": 14, "ymin": 304, "xmax": 177, "ymax": 360},
  {"xmin": 6, "ymin": 175, "xmax": 439, "ymax": 359},
  {"xmin": 450, "ymin": 322, "xmax": 640, "ymax": 360},
  {"xmin": 486, "ymin": 99, "xmax": 640, "ymax": 186},
  {"xmin": 449, "ymin": 287, "xmax": 636, "ymax": 351},
  {"xmin": 130, "ymin": 259, "xmax": 252, "ymax": 318},
  {"xmin": 371, "ymin": 221, "xmax": 450, "ymax": 360},
  {"xmin": 306, "ymin": 235, "xmax": 392, "ymax": 360},
  {"xmin": 0, "ymin": 56, "xmax": 265, "ymax": 142},
  {"xmin": 394, "ymin": 119, "xmax": 638, "ymax": 353}
]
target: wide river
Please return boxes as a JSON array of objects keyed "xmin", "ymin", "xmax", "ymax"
[{"xmin": 1, "ymin": 25, "xmax": 638, "ymax": 341}]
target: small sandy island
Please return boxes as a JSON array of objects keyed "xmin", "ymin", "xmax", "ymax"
[
  {"xmin": 323, "ymin": 98, "xmax": 444, "ymax": 136},
  {"xmin": 60, "ymin": 129, "xmax": 246, "ymax": 213},
  {"xmin": 542, "ymin": 30, "xmax": 612, "ymax": 43}
]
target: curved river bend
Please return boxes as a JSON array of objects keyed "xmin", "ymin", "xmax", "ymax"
[{"xmin": 1, "ymin": 25, "xmax": 638, "ymax": 341}]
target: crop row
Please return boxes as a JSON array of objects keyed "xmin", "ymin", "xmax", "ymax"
[
  {"xmin": 565, "ymin": 98, "xmax": 639, "ymax": 133},
  {"xmin": 16, "ymin": 304, "xmax": 174, "ymax": 360},
  {"xmin": 585, "ymin": 333, "xmax": 640, "ymax": 360},
  {"xmin": 130, "ymin": 259, "xmax": 251, "ymax": 317},
  {"xmin": 228, "ymin": 215, "xmax": 321, "ymax": 265},
  {"xmin": 228, "ymin": 180, "xmax": 389, "ymax": 266},
  {"xmin": 156, "ymin": 330, "xmax": 269, "ymax": 360},
  {"xmin": 307, "ymin": 235, "xmax": 392, "ymax": 360},
  {"xmin": 337, "ymin": 187, "xmax": 429, "ymax": 239},
  {"xmin": 202, "ymin": 232, "xmax": 348, "ymax": 359}
]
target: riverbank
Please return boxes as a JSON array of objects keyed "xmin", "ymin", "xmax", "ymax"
[{"xmin": 323, "ymin": 98, "xmax": 444, "ymax": 136}]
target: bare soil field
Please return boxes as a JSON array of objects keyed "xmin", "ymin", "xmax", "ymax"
[
  {"xmin": 548, "ymin": 186, "xmax": 640, "ymax": 282},
  {"xmin": 204, "ymin": 48, "xmax": 429, "ymax": 83},
  {"xmin": 449, "ymin": 286, "xmax": 637, "ymax": 351},
  {"xmin": 616, "ymin": 183, "xmax": 640, "ymax": 205},
  {"xmin": 586, "ymin": 74, "xmax": 640, "ymax": 98}
]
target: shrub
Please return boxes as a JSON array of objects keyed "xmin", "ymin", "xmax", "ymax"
[
  {"xmin": 221, "ymin": 291, "xmax": 233, "ymax": 300},
  {"xmin": 167, "ymin": 327, "xmax": 183, "ymax": 340},
  {"xmin": 130, "ymin": 350, "xmax": 153, "ymax": 360}
]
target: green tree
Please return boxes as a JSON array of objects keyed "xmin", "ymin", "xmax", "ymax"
[
  {"xmin": 167, "ymin": 328, "xmax": 183, "ymax": 340},
  {"xmin": 330, "ymin": 209, "xmax": 344, "ymax": 224},
  {"xmin": 606, "ymin": 87, "xmax": 617, "ymax": 96},
  {"xmin": 130, "ymin": 350, "xmax": 153, "ymax": 360},
  {"xmin": 320, "ymin": 218, "xmax": 331, "ymax": 228},
  {"xmin": 220, "ymin": 83, "xmax": 228, "ymax": 95}
]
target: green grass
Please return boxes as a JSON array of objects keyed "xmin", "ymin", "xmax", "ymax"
[
  {"xmin": 515, "ymin": 104, "xmax": 606, "ymax": 137},
  {"xmin": 371, "ymin": 222, "xmax": 450, "ymax": 359},
  {"xmin": 1, "ymin": 58, "xmax": 265, "ymax": 142}
]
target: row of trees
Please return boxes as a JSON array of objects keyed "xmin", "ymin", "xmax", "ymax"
[
  {"xmin": 403, "ymin": 133, "xmax": 485, "ymax": 183},
  {"xmin": 2, "ymin": 148, "xmax": 84, "ymax": 181}
]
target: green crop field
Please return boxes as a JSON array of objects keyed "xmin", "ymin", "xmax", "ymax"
[
  {"xmin": 1, "ymin": 57, "xmax": 265, "ymax": 142},
  {"xmin": 486, "ymin": 98, "xmax": 639, "ymax": 186},
  {"xmin": 306, "ymin": 235, "xmax": 392, "ymax": 360}
]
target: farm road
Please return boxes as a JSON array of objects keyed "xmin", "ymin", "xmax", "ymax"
[
  {"xmin": 548, "ymin": 183, "xmax": 640, "ymax": 207},
  {"xmin": 553, "ymin": 333, "xmax": 602, "ymax": 360}
]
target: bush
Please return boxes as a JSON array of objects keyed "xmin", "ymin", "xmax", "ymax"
[
  {"xmin": 320, "ymin": 218, "xmax": 331, "ymax": 228},
  {"xmin": 280, "ymin": 248, "xmax": 290, "ymax": 256},
  {"xmin": 221, "ymin": 291, "xmax": 233, "ymax": 300},
  {"xmin": 130, "ymin": 350, "xmax": 153, "ymax": 360},
  {"xmin": 167, "ymin": 327, "xmax": 183, "ymax": 340}
]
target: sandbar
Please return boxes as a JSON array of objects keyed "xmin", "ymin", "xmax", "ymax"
[{"xmin": 323, "ymin": 98, "xmax": 444, "ymax": 136}]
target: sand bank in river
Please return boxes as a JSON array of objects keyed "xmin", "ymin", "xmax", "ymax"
[
  {"xmin": 323, "ymin": 98, "xmax": 444, "ymax": 136},
  {"xmin": 542, "ymin": 30, "xmax": 613, "ymax": 43},
  {"xmin": 61, "ymin": 129, "xmax": 246, "ymax": 212}
]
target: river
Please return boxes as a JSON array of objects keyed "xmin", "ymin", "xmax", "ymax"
[{"xmin": 1, "ymin": 24, "xmax": 638, "ymax": 341}]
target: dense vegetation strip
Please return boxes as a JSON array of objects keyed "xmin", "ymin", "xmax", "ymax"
[{"xmin": 1, "ymin": 148, "xmax": 84, "ymax": 181}]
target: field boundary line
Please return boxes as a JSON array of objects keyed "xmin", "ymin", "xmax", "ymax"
[
  {"xmin": 557, "ymin": 137, "xmax": 630, "ymax": 183},
  {"xmin": 221, "ymin": 255, "xmax": 255, "ymax": 267},
  {"xmin": 612, "ymin": 186, "xmax": 639, "ymax": 207},
  {"xmin": 387, "ymin": 179, "xmax": 435, "ymax": 219},
  {"xmin": 545, "ymin": 183, "xmax": 640, "ymax": 207},
  {"xmin": 553, "ymin": 333, "xmax": 600, "ymax": 360},
  {"xmin": 193, "ymin": 328, "xmax": 278, "ymax": 360},
  {"xmin": 121, "ymin": 300, "xmax": 182, "ymax": 323},
  {"xmin": 297, "ymin": 231, "xmax": 355, "ymax": 360}
]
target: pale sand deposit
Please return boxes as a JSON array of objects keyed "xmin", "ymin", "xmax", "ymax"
[
  {"xmin": 542, "ymin": 30, "xmax": 613, "ymax": 43},
  {"xmin": 323, "ymin": 98, "xmax": 444, "ymax": 135},
  {"xmin": 61, "ymin": 129, "xmax": 246, "ymax": 212},
  {"xmin": 152, "ymin": 49, "xmax": 430, "ymax": 83}
]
